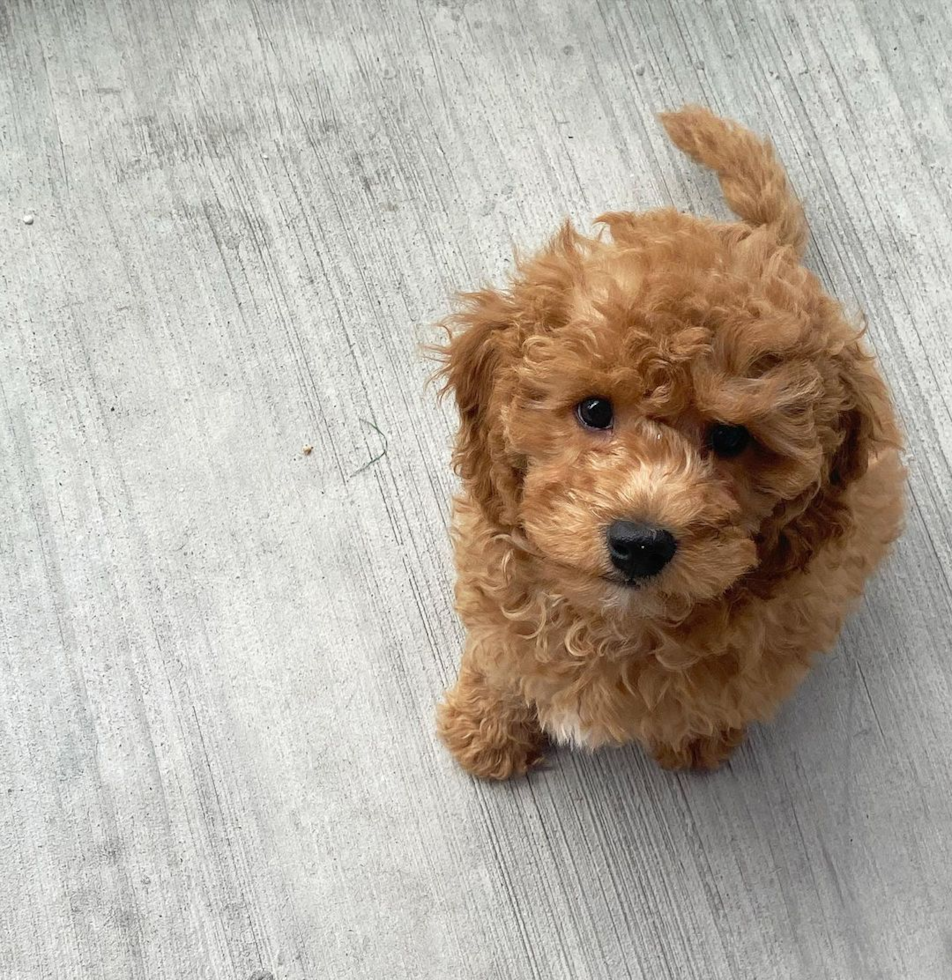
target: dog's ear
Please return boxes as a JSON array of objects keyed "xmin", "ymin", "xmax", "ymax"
[
  {"xmin": 436, "ymin": 288, "xmax": 523, "ymax": 527},
  {"xmin": 742, "ymin": 338, "xmax": 897, "ymax": 599},
  {"xmin": 827, "ymin": 340, "xmax": 895, "ymax": 489}
]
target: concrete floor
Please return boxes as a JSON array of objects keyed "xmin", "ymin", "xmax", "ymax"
[{"xmin": 3, "ymin": 0, "xmax": 952, "ymax": 978}]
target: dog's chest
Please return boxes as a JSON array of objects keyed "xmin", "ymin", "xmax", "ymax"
[
  {"xmin": 538, "ymin": 703, "xmax": 598, "ymax": 749},
  {"xmin": 530, "ymin": 645, "xmax": 708, "ymax": 750},
  {"xmin": 533, "ymin": 668, "xmax": 648, "ymax": 750}
]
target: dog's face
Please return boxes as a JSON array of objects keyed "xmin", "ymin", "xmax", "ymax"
[{"xmin": 441, "ymin": 215, "xmax": 892, "ymax": 614}]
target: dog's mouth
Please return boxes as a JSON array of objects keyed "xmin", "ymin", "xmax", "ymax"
[{"xmin": 600, "ymin": 573, "xmax": 648, "ymax": 590}]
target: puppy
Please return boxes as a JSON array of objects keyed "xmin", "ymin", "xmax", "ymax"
[{"xmin": 435, "ymin": 106, "xmax": 905, "ymax": 779}]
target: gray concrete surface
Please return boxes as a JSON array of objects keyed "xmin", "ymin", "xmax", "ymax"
[{"xmin": 2, "ymin": 0, "xmax": 952, "ymax": 978}]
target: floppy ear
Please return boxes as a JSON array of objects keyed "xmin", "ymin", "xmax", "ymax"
[
  {"xmin": 741, "ymin": 338, "xmax": 897, "ymax": 599},
  {"xmin": 827, "ymin": 340, "xmax": 895, "ymax": 489},
  {"xmin": 436, "ymin": 288, "xmax": 523, "ymax": 527}
]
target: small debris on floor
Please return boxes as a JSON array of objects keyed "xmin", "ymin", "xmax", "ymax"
[
  {"xmin": 22, "ymin": 214, "xmax": 34, "ymax": 225},
  {"xmin": 302, "ymin": 445, "xmax": 313, "ymax": 456}
]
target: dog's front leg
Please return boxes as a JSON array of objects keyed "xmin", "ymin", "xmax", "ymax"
[
  {"xmin": 650, "ymin": 726, "xmax": 747, "ymax": 772},
  {"xmin": 437, "ymin": 655, "xmax": 544, "ymax": 780}
]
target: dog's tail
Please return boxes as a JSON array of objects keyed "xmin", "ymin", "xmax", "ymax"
[{"xmin": 659, "ymin": 105, "xmax": 807, "ymax": 255}]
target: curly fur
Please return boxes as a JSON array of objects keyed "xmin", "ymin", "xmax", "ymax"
[{"xmin": 434, "ymin": 106, "xmax": 905, "ymax": 779}]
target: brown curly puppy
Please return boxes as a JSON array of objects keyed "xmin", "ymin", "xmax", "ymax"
[{"xmin": 435, "ymin": 106, "xmax": 905, "ymax": 780}]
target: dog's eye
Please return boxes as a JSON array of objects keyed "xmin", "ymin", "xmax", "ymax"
[
  {"xmin": 576, "ymin": 397, "xmax": 614, "ymax": 430},
  {"xmin": 709, "ymin": 423, "xmax": 750, "ymax": 458}
]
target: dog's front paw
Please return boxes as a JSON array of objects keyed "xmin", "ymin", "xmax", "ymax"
[
  {"xmin": 651, "ymin": 726, "xmax": 746, "ymax": 772},
  {"xmin": 437, "ymin": 668, "xmax": 544, "ymax": 780}
]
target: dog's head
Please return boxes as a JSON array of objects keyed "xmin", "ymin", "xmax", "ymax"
[{"xmin": 437, "ymin": 214, "xmax": 896, "ymax": 614}]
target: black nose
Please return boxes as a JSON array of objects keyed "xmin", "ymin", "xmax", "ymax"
[{"xmin": 607, "ymin": 521, "xmax": 678, "ymax": 580}]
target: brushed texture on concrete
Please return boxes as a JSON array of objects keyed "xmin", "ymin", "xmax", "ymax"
[{"xmin": 2, "ymin": 1, "xmax": 951, "ymax": 978}]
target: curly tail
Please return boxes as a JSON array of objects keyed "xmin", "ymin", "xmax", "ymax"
[{"xmin": 659, "ymin": 105, "xmax": 807, "ymax": 255}]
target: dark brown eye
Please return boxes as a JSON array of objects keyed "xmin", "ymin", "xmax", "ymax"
[
  {"xmin": 576, "ymin": 397, "xmax": 613, "ymax": 430},
  {"xmin": 709, "ymin": 423, "xmax": 750, "ymax": 458}
]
